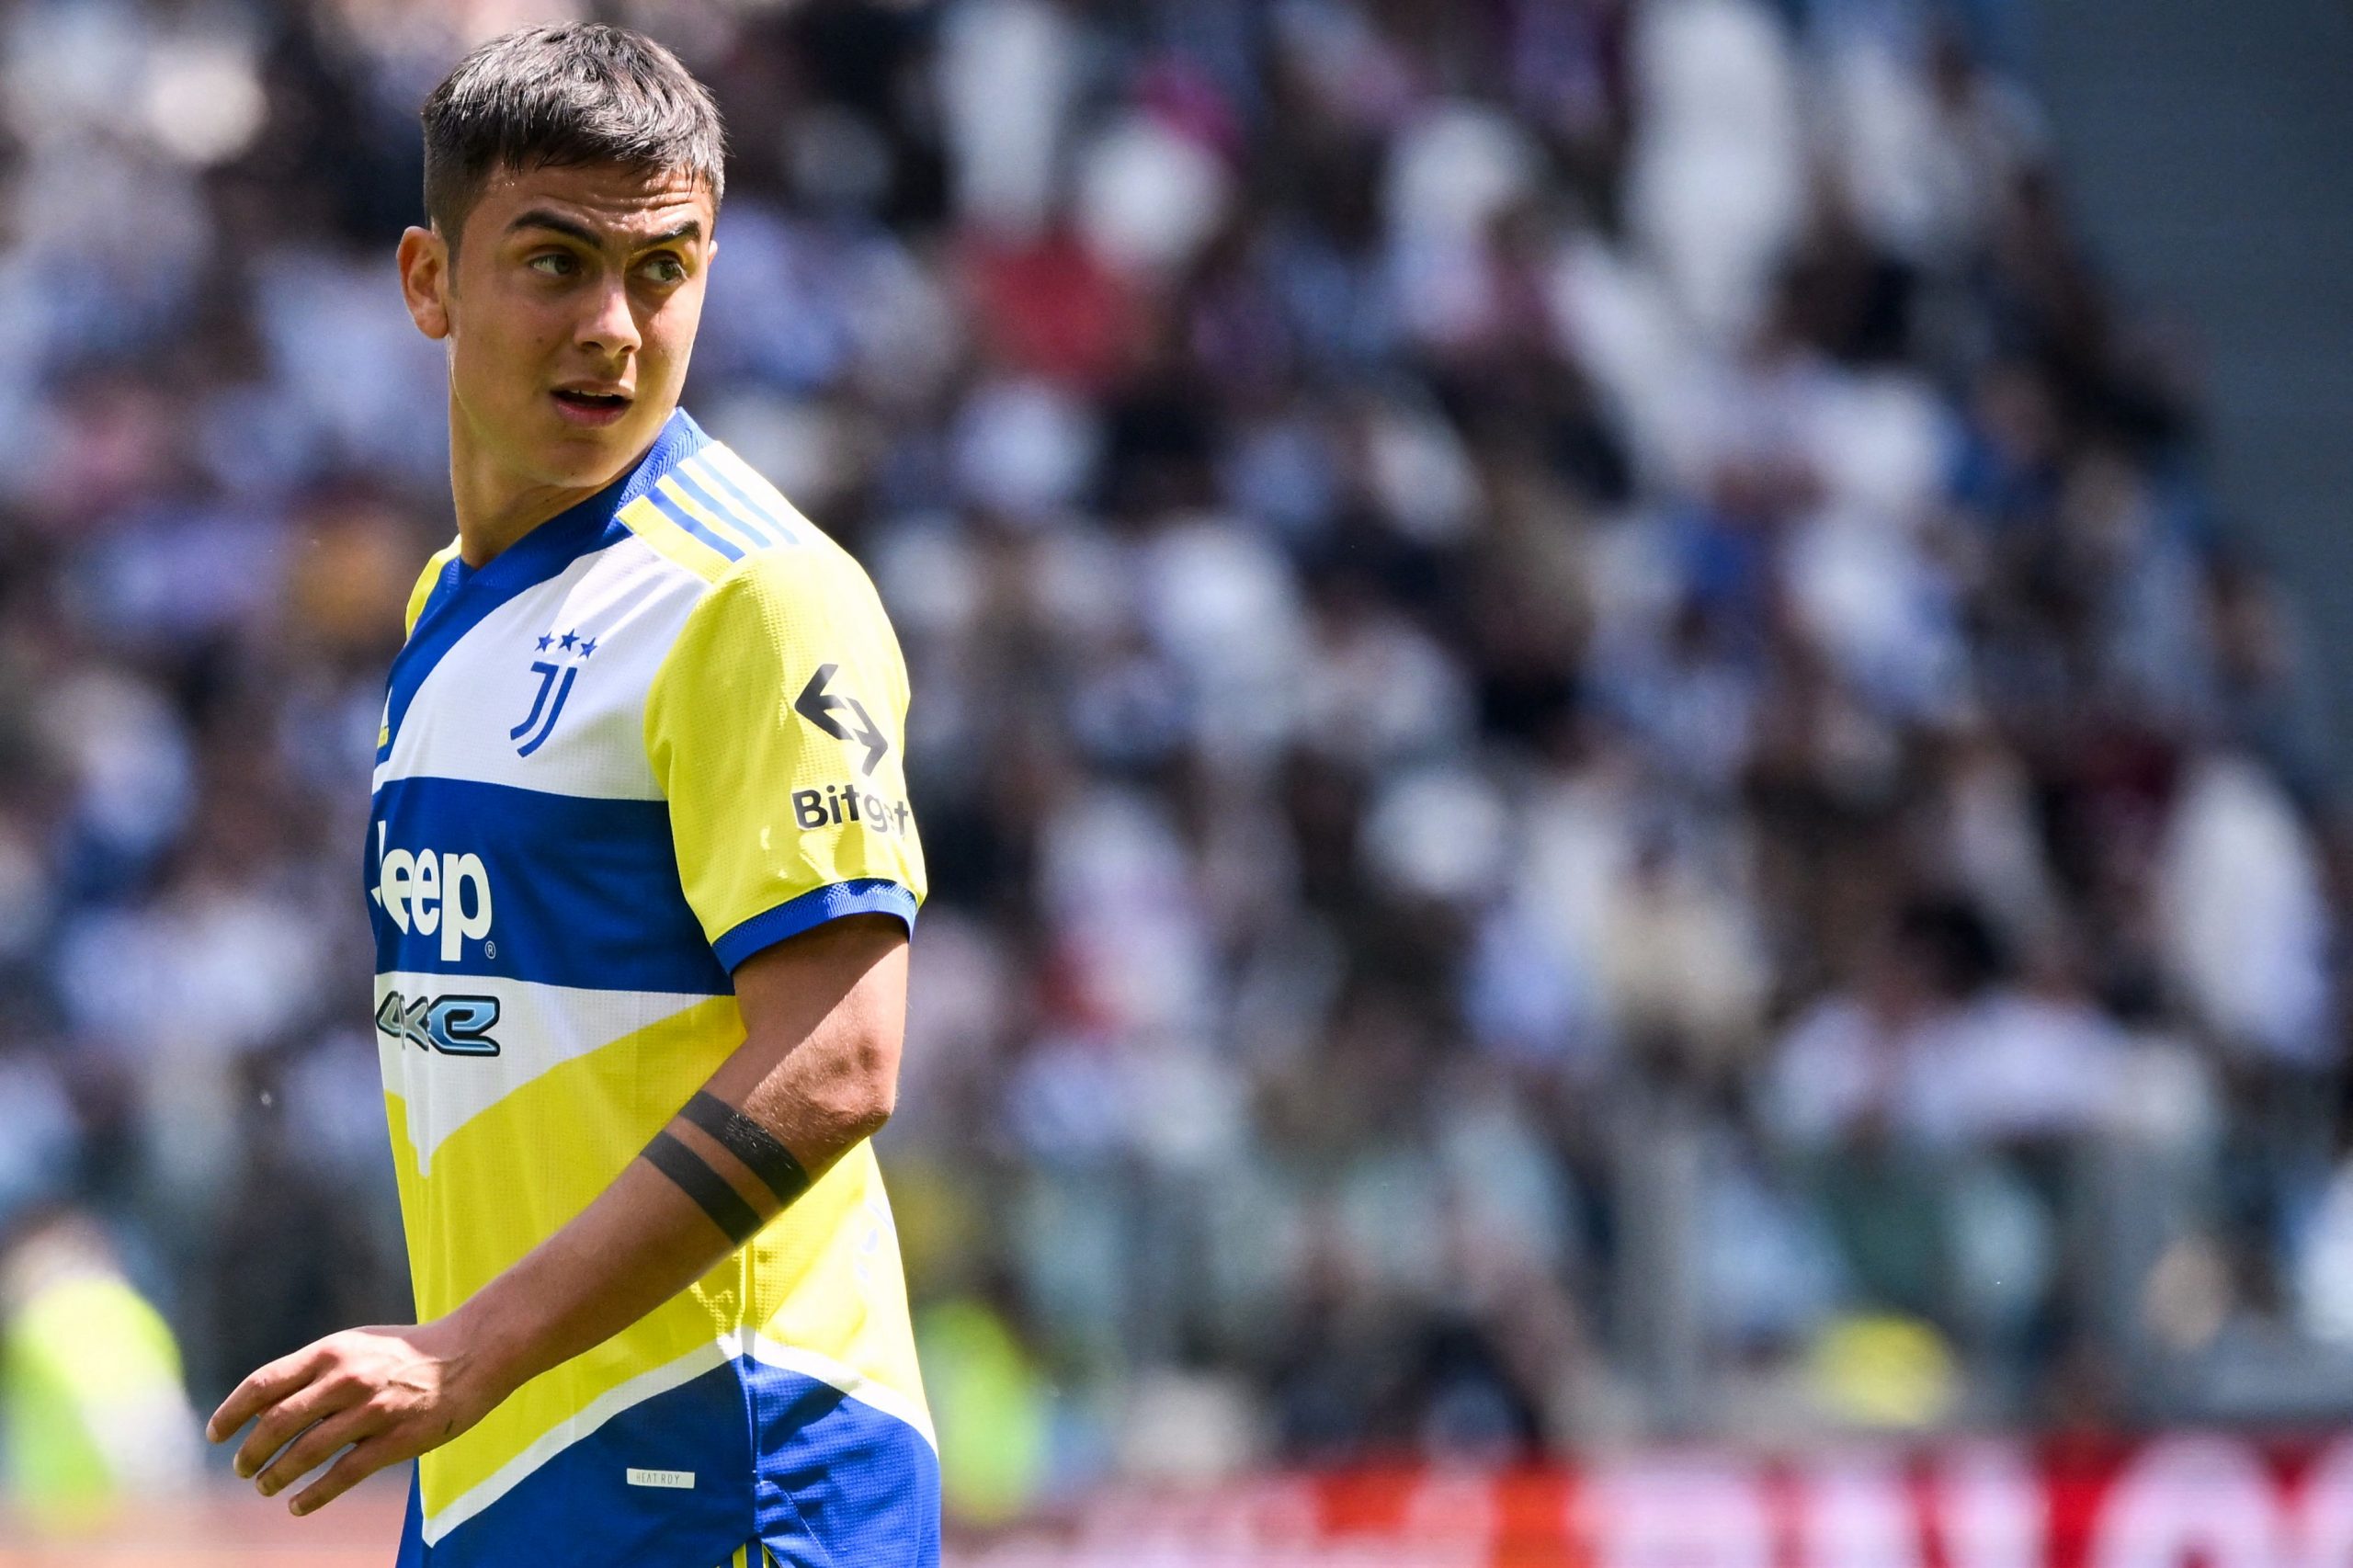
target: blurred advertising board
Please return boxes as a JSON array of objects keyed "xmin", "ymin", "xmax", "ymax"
[{"xmin": 957, "ymin": 1433, "xmax": 2353, "ymax": 1568}]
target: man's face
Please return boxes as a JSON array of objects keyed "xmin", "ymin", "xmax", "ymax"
[{"xmin": 403, "ymin": 161, "xmax": 716, "ymax": 496}]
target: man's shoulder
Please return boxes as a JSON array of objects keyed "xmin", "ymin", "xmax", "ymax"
[
  {"xmin": 641, "ymin": 436, "xmax": 891, "ymax": 635},
  {"xmin": 617, "ymin": 430, "xmax": 870, "ymax": 596}
]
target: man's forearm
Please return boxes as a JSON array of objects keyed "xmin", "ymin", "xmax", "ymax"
[
  {"xmin": 444, "ymin": 920, "xmax": 909, "ymax": 1402},
  {"xmin": 452, "ymin": 1152, "xmax": 752, "ymax": 1404}
]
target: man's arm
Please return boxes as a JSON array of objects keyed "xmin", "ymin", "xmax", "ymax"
[{"xmin": 206, "ymin": 914, "xmax": 909, "ymax": 1517}]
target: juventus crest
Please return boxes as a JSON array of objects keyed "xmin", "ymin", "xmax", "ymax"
[{"xmin": 513, "ymin": 627, "xmax": 597, "ymax": 756}]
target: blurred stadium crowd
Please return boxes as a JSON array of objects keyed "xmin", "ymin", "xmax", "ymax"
[{"xmin": 1, "ymin": 0, "xmax": 2350, "ymax": 1527}]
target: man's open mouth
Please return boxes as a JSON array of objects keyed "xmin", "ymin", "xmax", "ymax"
[{"xmin": 552, "ymin": 389, "xmax": 630, "ymax": 413}]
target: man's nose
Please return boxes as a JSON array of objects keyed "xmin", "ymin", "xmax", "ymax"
[{"xmin": 576, "ymin": 278, "xmax": 641, "ymax": 359}]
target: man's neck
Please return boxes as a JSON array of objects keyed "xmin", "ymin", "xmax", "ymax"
[
  {"xmin": 448, "ymin": 405, "xmax": 654, "ymax": 569},
  {"xmin": 453, "ymin": 473, "xmax": 604, "ymax": 569}
]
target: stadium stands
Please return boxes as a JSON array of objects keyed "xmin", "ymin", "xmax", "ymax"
[{"xmin": 0, "ymin": 0, "xmax": 2345, "ymax": 1530}]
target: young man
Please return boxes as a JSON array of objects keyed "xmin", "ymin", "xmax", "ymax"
[{"xmin": 203, "ymin": 25, "xmax": 937, "ymax": 1568}]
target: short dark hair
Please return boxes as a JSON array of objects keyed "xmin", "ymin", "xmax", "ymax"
[{"xmin": 421, "ymin": 23, "xmax": 725, "ymax": 249}]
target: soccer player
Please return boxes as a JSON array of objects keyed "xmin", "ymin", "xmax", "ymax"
[{"xmin": 201, "ymin": 25, "xmax": 937, "ymax": 1568}]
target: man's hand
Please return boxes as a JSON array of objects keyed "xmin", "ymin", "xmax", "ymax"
[{"xmin": 205, "ymin": 1317, "xmax": 508, "ymax": 1516}]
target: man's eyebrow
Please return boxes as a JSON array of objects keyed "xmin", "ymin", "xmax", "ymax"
[
  {"xmin": 642, "ymin": 219, "xmax": 703, "ymax": 248},
  {"xmin": 507, "ymin": 209, "xmax": 601, "ymax": 246},
  {"xmin": 506, "ymin": 210, "xmax": 704, "ymax": 249}
]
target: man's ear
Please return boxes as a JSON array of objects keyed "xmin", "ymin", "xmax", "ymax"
[{"xmin": 397, "ymin": 225, "xmax": 452, "ymax": 341}]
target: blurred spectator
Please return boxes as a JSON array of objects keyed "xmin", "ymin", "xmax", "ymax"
[{"xmin": 0, "ymin": 1210, "xmax": 200, "ymax": 1533}]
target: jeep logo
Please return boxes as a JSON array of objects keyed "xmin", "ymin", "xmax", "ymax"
[{"xmin": 372, "ymin": 824, "xmax": 495, "ymax": 963}]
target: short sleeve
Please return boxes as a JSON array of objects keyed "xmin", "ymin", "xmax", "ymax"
[{"xmin": 643, "ymin": 551, "xmax": 926, "ymax": 972}]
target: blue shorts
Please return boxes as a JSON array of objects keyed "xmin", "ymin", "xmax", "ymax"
[{"xmin": 394, "ymin": 1359, "xmax": 941, "ymax": 1568}]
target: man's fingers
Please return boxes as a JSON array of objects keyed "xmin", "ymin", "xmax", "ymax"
[
  {"xmin": 253, "ymin": 1400, "xmax": 385, "ymax": 1498},
  {"xmin": 233, "ymin": 1372, "xmax": 366, "ymax": 1480},
  {"xmin": 208, "ymin": 1344, "xmax": 330, "ymax": 1444},
  {"xmin": 287, "ymin": 1433, "xmax": 400, "ymax": 1517}
]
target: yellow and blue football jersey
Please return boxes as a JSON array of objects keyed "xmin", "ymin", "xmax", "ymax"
[{"xmin": 372, "ymin": 411, "xmax": 936, "ymax": 1568}]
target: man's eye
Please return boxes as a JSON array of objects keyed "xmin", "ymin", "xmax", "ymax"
[
  {"xmin": 528, "ymin": 253, "xmax": 575, "ymax": 277},
  {"xmin": 641, "ymin": 256, "xmax": 686, "ymax": 284}
]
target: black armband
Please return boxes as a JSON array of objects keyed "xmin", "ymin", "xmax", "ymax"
[
  {"xmin": 641, "ymin": 1130, "xmax": 764, "ymax": 1244},
  {"xmin": 678, "ymin": 1091, "xmax": 813, "ymax": 1209}
]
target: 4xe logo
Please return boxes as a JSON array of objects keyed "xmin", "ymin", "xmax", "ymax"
[
  {"xmin": 376, "ymin": 991, "xmax": 501, "ymax": 1057},
  {"xmin": 371, "ymin": 825, "xmax": 495, "ymax": 962}
]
